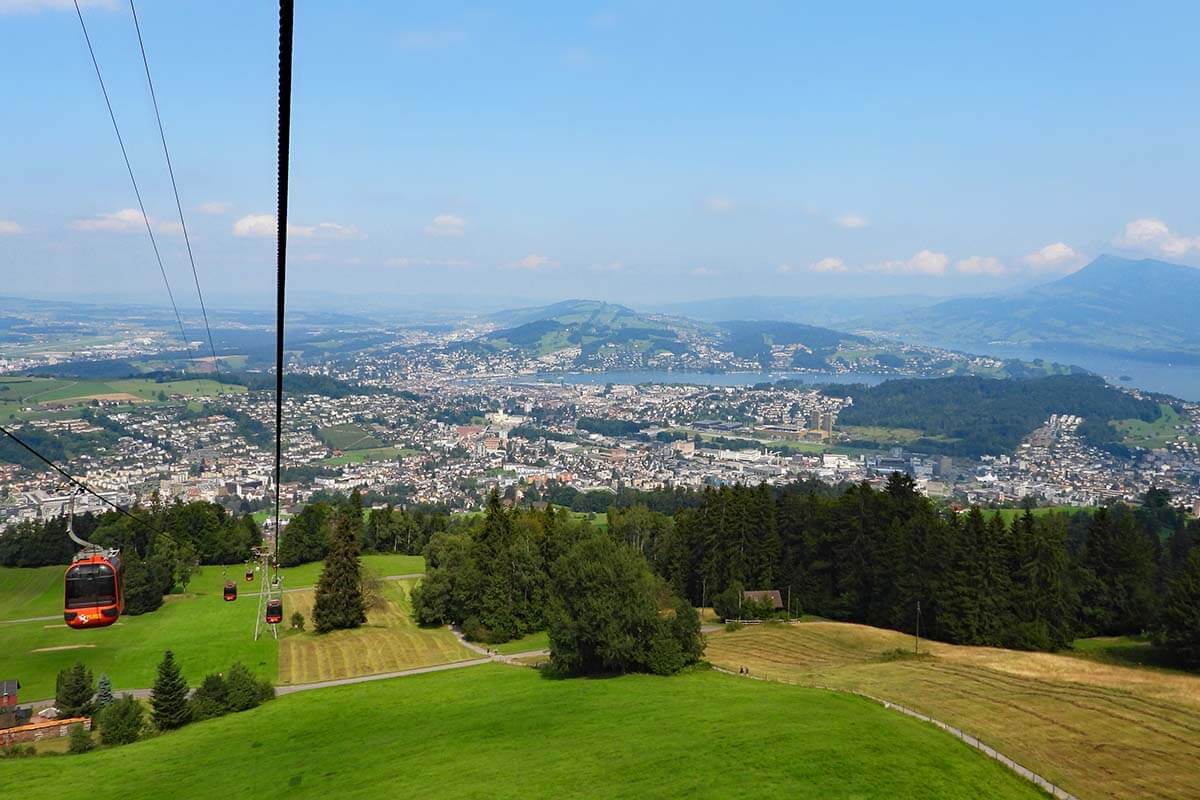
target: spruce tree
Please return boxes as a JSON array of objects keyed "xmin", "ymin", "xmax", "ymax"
[
  {"xmin": 312, "ymin": 503, "xmax": 367, "ymax": 633},
  {"xmin": 54, "ymin": 662, "xmax": 95, "ymax": 718},
  {"xmin": 150, "ymin": 650, "xmax": 191, "ymax": 730},
  {"xmin": 95, "ymin": 673, "xmax": 114, "ymax": 710},
  {"xmin": 1159, "ymin": 548, "xmax": 1200, "ymax": 667}
]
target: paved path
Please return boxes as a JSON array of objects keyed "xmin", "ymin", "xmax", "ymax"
[{"xmin": 276, "ymin": 658, "xmax": 493, "ymax": 695}]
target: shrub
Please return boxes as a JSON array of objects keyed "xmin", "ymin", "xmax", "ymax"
[
  {"xmin": 97, "ymin": 695, "xmax": 143, "ymax": 746},
  {"xmin": 712, "ymin": 581, "xmax": 744, "ymax": 621},
  {"xmin": 67, "ymin": 724, "xmax": 95, "ymax": 754},
  {"xmin": 189, "ymin": 673, "xmax": 231, "ymax": 721},
  {"xmin": 226, "ymin": 662, "xmax": 274, "ymax": 711},
  {"xmin": 290, "ymin": 611, "xmax": 305, "ymax": 631}
]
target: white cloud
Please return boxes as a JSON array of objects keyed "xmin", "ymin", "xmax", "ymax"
[
  {"xmin": 313, "ymin": 222, "xmax": 364, "ymax": 239},
  {"xmin": 424, "ymin": 214, "xmax": 466, "ymax": 238},
  {"xmin": 196, "ymin": 201, "xmax": 231, "ymax": 215},
  {"xmin": 396, "ymin": 30, "xmax": 464, "ymax": 51},
  {"xmin": 233, "ymin": 214, "xmax": 360, "ymax": 239},
  {"xmin": 689, "ymin": 267, "xmax": 719, "ymax": 277},
  {"xmin": 0, "ymin": 220, "xmax": 23, "ymax": 235},
  {"xmin": 155, "ymin": 221, "xmax": 183, "ymax": 236},
  {"xmin": 232, "ymin": 213, "xmax": 277, "ymax": 238},
  {"xmin": 512, "ymin": 254, "xmax": 557, "ymax": 271},
  {"xmin": 0, "ymin": 0, "xmax": 115, "ymax": 13},
  {"xmin": 956, "ymin": 255, "xmax": 1007, "ymax": 276},
  {"xmin": 809, "ymin": 257, "xmax": 847, "ymax": 273},
  {"xmin": 1115, "ymin": 218, "xmax": 1200, "ymax": 258},
  {"xmin": 835, "ymin": 213, "xmax": 867, "ymax": 229},
  {"xmin": 71, "ymin": 208, "xmax": 145, "ymax": 232},
  {"xmin": 776, "ymin": 263, "xmax": 797, "ymax": 274},
  {"xmin": 873, "ymin": 249, "xmax": 949, "ymax": 275},
  {"xmin": 705, "ymin": 197, "xmax": 734, "ymax": 213},
  {"xmin": 387, "ymin": 257, "xmax": 470, "ymax": 269},
  {"xmin": 1022, "ymin": 241, "xmax": 1082, "ymax": 271}
]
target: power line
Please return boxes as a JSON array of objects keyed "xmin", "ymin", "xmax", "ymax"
[
  {"xmin": 0, "ymin": 423, "xmax": 180, "ymax": 547},
  {"xmin": 128, "ymin": 0, "xmax": 222, "ymax": 381},
  {"xmin": 72, "ymin": 0, "xmax": 193, "ymax": 364}
]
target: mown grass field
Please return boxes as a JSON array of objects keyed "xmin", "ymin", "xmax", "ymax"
[
  {"xmin": 278, "ymin": 579, "xmax": 474, "ymax": 684},
  {"xmin": 0, "ymin": 376, "xmax": 242, "ymax": 420},
  {"xmin": 491, "ymin": 630, "xmax": 550, "ymax": 655},
  {"xmin": 0, "ymin": 555, "xmax": 424, "ymax": 699},
  {"xmin": 0, "ymin": 564, "xmax": 64, "ymax": 620},
  {"xmin": 1114, "ymin": 403, "xmax": 1198, "ymax": 449},
  {"xmin": 979, "ymin": 505, "xmax": 1090, "ymax": 525},
  {"xmin": 317, "ymin": 423, "xmax": 384, "ymax": 451},
  {"xmin": 705, "ymin": 621, "xmax": 1200, "ymax": 800},
  {"xmin": 1, "ymin": 665, "xmax": 1047, "ymax": 800},
  {"xmin": 322, "ymin": 445, "xmax": 417, "ymax": 466},
  {"xmin": 0, "ymin": 577, "xmax": 277, "ymax": 701}
]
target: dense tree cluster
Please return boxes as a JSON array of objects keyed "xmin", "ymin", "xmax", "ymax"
[
  {"xmin": 0, "ymin": 498, "xmax": 259, "ymax": 571},
  {"xmin": 836, "ymin": 374, "xmax": 1163, "ymax": 457},
  {"xmin": 413, "ymin": 491, "xmax": 703, "ymax": 675},
  {"xmin": 657, "ymin": 477, "xmax": 1197, "ymax": 658}
]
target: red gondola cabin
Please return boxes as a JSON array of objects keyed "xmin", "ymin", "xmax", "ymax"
[
  {"xmin": 265, "ymin": 599, "xmax": 283, "ymax": 625},
  {"xmin": 64, "ymin": 551, "xmax": 123, "ymax": 629},
  {"xmin": 223, "ymin": 581, "xmax": 238, "ymax": 601},
  {"xmin": 244, "ymin": 568, "xmax": 254, "ymax": 582}
]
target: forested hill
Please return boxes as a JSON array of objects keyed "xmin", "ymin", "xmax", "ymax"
[{"xmin": 837, "ymin": 374, "xmax": 1162, "ymax": 456}]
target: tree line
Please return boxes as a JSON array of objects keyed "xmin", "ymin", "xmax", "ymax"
[{"xmin": 1, "ymin": 497, "xmax": 261, "ymax": 616}]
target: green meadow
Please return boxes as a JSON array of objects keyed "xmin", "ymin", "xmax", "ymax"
[
  {"xmin": 1, "ymin": 665, "xmax": 1045, "ymax": 800},
  {"xmin": 0, "ymin": 554, "xmax": 423, "ymax": 699}
]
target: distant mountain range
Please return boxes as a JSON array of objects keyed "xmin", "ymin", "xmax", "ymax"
[
  {"xmin": 473, "ymin": 299, "xmax": 876, "ymax": 369},
  {"xmin": 874, "ymin": 256, "xmax": 1200, "ymax": 364},
  {"xmin": 467, "ymin": 299, "xmax": 1071, "ymax": 377},
  {"xmin": 647, "ymin": 295, "xmax": 940, "ymax": 327}
]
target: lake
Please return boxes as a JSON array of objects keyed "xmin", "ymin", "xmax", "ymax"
[{"xmin": 969, "ymin": 345, "xmax": 1200, "ymax": 402}]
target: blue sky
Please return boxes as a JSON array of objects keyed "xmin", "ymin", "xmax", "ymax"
[{"xmin": 2, "ymin": 0, "xmax": 1199, "ymax": 309}]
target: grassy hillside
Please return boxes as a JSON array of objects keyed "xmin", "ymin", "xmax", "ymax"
[
  {"xmin": 705, "ymin": 620, "xmax": 1200, "ymax": 800},
  {"xmin": 0, "ymin": 554, "xmax": 424, "ymax": 699},
  {"xmin": 278, "ymin": 579, "xmax": 474, "ymax": 684},
  {"xmin": 2, "ymin": 665, "xmax": 1045, "ymax": 800}
]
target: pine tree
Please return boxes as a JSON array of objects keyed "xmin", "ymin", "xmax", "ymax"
[
  {"xmin": 97, "ymin": 694, "xmax": 143, "ymax": 746},
  {"xmin": 1159, "ymin": 548, "xmax": 1200, "ymax": 667},
  {"xmin": 150, "ymin": 650, "xmax": 191, "ymax": 730},
  {"xmin": 95, "ymin": 673, "xmax": 114, "ymax": 710},
  {"xmin": 312, "ymin": 503, "xmax": 367, "ymax": 633},
  {"xmin": 54, "ymin": 662, "xmax": 94, "ymax": 718}
]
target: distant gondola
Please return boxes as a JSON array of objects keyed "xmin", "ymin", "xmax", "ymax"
[
  {"xmin": 245, "ymin": 568, "xmax": 254, "ymax": 582},
  {"xmin": 265, "ymin": 598, "xmax": 283, "ymax": 625},
  {"xmin": 223, "ymin": 581, "xmax": 238, "ymax": 601}
]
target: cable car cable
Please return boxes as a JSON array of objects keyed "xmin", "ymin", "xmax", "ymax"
[
  {"xmin": 0, "ymin": 422, "xmax": 182, "ymax": 548},
  {"xmin": 72, "ymin": 0, "xmax": 194, "ymax": 363},
  {"xmin": 128, "ymin": 0, "xmax": 222, "ymax": 382},
  {"xmin": 272, "ymin": 0, "xmax": 295, "ymax": 565}
]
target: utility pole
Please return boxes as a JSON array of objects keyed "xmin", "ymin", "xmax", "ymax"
[{"xmin": 914, "ymin": 600, "xmax": 921, "ymax": 654}]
